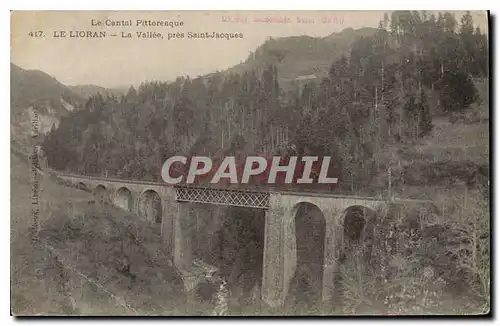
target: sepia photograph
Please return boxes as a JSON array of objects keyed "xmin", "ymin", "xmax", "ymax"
[{"xmin": 10, "ymin": 10, "xmax": 490, "ymax": 316}]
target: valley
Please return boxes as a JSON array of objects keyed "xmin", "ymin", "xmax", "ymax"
[{"xmin": 10, "ymin": 11, "xmax": 490, "ymax": 316}]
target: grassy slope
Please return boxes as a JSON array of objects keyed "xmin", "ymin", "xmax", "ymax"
[
  {"xmin": 373, "ymin": 78, "xmax": 490, "ymax": 201},
  {"xmin": 417, "ymin": 78, "xmax": 489, "ymax": 164},
  {"xmin": 10, "ymin": 151, "xmax": 91, "ymax": 315},
  {"xmin": 11, "ymin": 151, "xmax": 185, "ymax": 315}
]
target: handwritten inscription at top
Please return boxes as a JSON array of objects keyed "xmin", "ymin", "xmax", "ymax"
[{"xmin": 221, "ymin": 15, "xmax": 344, "ymax": 24}]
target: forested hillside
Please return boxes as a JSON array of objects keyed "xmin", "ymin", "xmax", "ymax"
[{"xmin": 43, "ymin": 11, "xmax": 489, "ymax": 193}]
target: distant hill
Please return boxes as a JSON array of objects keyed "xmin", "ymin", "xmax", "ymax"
[
  {"xmin": 224, "ymin": 27, "xmax": 378, "ymax": 83},
  {"xmin": 68, "ymin": 84, "xmax": 127, "ymax": 99},
  {"xmin": 11, "ymin": 63, "xmax": 83, "ymax": 115},
  {"xmin": 10, "ymin": 63, "xmax": 84, "ymax": 148}
]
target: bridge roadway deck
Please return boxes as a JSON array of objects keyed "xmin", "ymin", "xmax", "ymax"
[
  {"xmin": 50, "ymin": 170, "xmax": 388, "ymax": 201},
  {"xmin": 50, "ymin": 170, "xmax": 434, "ymax": 204}
]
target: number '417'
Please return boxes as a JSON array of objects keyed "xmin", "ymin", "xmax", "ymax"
[{"xmin": 29, "ymin": 31, "xmax": 44, "ymax": 38}]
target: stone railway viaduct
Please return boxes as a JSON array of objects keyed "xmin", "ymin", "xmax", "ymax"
[{"xmin": 55, "ymin": 171, "xmax": 399, "ymax": 308}]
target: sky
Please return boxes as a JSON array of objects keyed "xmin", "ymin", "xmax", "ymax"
[{"xmin": 11, "ymin": 11, "xmax": 489, "ymax": 88}]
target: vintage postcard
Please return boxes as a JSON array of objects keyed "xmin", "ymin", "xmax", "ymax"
[{"xmin": 10, "ymin": 10, "xmax": 490, "ymax": 316}]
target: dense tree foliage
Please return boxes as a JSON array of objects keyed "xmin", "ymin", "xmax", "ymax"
[{"xmin": 43, "ymin": 11, "xmax": 487, "ymax": 189}]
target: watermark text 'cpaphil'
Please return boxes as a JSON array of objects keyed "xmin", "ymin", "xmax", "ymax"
[{"xmin": 160, "ymin": 155, "xmax": 340, "ymax": 186}]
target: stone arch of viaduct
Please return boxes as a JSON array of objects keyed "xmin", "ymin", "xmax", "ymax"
[
  {"xmin": 56, "ymin": 173, "xmax": 388, "ymax": 308},
  {"xmin": 58, "ymin": 174, "xmax": 178, "ymax": 254},
  {"xmin": 264, "ymin": 193, "xmax": 386, "ymax": 307}
]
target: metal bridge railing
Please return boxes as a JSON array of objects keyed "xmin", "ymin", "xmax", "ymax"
[{"xmin": 176, "ymin": 186, "xmax": 270, "ymax": 209}]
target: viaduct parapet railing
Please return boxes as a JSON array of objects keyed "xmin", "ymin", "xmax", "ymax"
[{"xmin": 50, "ymin": 170, "xmax": 413, "ymax": 209}]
